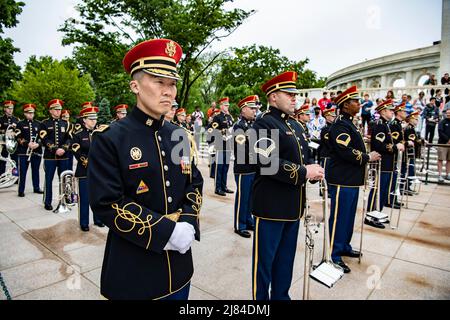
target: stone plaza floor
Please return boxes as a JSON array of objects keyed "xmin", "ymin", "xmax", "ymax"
[{"xmin": 0, "ymin": 160, "xmax": 449, "ymax": 300}]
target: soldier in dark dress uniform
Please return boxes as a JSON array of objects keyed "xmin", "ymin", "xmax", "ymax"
[
  {"xmin": 15, "ymin": 103, "xmax": 43, "ymax": 197},
  {"xmin": 209, "ymin": 97, "xmax": 234, "ymax": 196},
  {"xmin": 40, "ymin": 99, "xmax": 70, "ymax": 210},
  {"xmin": 232, "ymin": 95, "xmax": 259, "ymax": 238},
  {"xmin": 88, "ymin": 38, "xmax": 203, "ymax": 300},
  {"xmin": 319, "ymin": 107, "xmax": 337, "ymax": 176},
  {"xmin": 112, "ymin": 104, "xmax": 128, "ymax": 122},
  {"xmin": 0, "ymin": 100, "xmax": 19, "ymax": 177},
  {"xmin": 70, "ymin": 104, "xmax": 105, "ymax": 231},
  {"xmin": 251, "ymin": 71, "xmax": 324, "ymax": 300},
  {"xmin": 327, "ymin": 86, "xmax": 381, "ymax": 273}
]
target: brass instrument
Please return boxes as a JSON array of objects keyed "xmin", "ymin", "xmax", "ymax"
[
  {"xmin": 305, "ymin": 179, "xmax": 344, "ymax": 292},
  {"xmin": 365, "ymin": 160, "xmax": 389, "ymax": 224},
  {"xmin": 0, "ymin": 125, "xmax": 18, "ymax": 154},
  {"xmin": 26, "ymin": 136, "xmax": 37, "ymax": 162},
  {"xmin": 389, "ymin": 150, "xmax": 404, "ymax": 229},
  {"xmin": 0, "ymin": 155, "xmax": 18, "ymax": 188},
  {"xmin": 302, "ymin": 185, "xmax": 320, "ymax": 300},
  {"xmin": 53, "ymin": 170, "xmax": 78, "ymax": 214},
  {"xmin": 359, "ymin": 160, "xmax": 381, "ymax": 263}
]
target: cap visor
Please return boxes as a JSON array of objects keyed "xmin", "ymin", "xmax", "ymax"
[
  {"xmin": 280, "ymin": 88, "xmax": 300, "ymax": 94},
  {"xmin": 142, "ymin": 69, "xmax": 180, "ymax": 81}
]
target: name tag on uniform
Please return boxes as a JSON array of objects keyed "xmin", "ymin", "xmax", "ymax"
[
  {"xmin": 82, "ymin": 138, "xmax": 89, "ymax": 141},
  {"xmin": 129, "ymin": 162, "xmax": 148, "ymax": 170},
  {"xmin": 48, "ymin": 127, "xmax": 53, "ymax": 130},
  {"xmin": 286, "ymin": 131, "xmax": 293, "ymax": 135},
  {"xmin": 61, "ymin": 127, "xmax": 65, "ymax": 132}
]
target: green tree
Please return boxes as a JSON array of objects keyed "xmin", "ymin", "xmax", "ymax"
[
  {"xmin": 216, "ymin": 45, "xmax": 327, "ymax": 105},
  {"xmin": 59, "ymin": 0, "xmax": 254, "ymax": 107},
  {"xmin": 8, "ymin": 56, "xmax": 95, "ymax": 120},
  {"xmin": 0, "ymin": 0, "xmax": 25, "ymax": 98},
  {"xmin": 97, "ymin": 97, "xmax": 112, "ymax": 124}
]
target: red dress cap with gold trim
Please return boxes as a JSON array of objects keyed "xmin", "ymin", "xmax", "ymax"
[
  {"xmin": 114, "ymin": 104, "xmax": 129, "ymax": 114},
  {"xmin": 323, "ymin": 107, "xmax": 337, "ymax": 117},
  {"xmin": 295, "ymin": 104, "xmax": 311, "ymax": 116},
  {"xmin": 219, "ymin": 97, "xmax": 230, "ymax": 106},
  {"xmin": 261, "ymin": 71, "xmax": 299, "ymax": 96},
  {"xmin": 238, "ymin": 95, "xmax": 259, "ymax": 109},
  {"xmin": 176, "ymin": 108, "xmax": 186, "ymax": 116},
  {"xmin": 80, "ymin": 106, "xmax": 99, "ymax": 119},
  {"xmin": 47, "ymin": 99, "xmax": 64, "ymax": 110},
  {"xmin": 61, "ymin": 109, "xmax": 70, "ymax": 117},
  {"xmin": 3, "ymin": 100, "xmax": 16, "ymax": 108},
  {"xmin": 406, "ymin": 110, "xmax": 420, "ymax": 120},
  {"xmin": 375, "ymin": 99, "xmax": 395, "ymax": 112},
  {"xmin": 23, "ymin": 103, "xmax": 36, "ymax": 113},
  {"xmin": 394, "ymin": 102, "xmax": 406, "ymax": 113},
  {"xmin": 334, "ymin": 86, "xmax": 361, "ymax": 107},
  {"xmin": 123, "ymin": 39, "xmax": 183, "ymax": 80}
]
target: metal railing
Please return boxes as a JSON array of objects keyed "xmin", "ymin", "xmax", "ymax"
[{"xmin": 422, "ymin": 143, "xmax": 450, "ymax": 185}]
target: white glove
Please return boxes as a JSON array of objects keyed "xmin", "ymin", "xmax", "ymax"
[{"xmin": 164, "ymin": 222, "xmax": 195, "ymax": 254}]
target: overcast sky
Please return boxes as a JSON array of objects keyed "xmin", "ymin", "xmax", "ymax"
[{"xmin": 4, "ymin": 0, "xmax": 443, "ymax": 78}]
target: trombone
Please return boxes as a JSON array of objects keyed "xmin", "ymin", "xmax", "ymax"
[
  {"xmin": 389, "ymin": 149, "xmax": 405, "ymax": 229},
  {"xmin": 303, "ymin": 179, "xmax": 344, "ymax": 300}
]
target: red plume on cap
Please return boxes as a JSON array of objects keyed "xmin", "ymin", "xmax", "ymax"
[{"xmin": 122, "ymin": 39, "xmax": 182, "ymax": 80}]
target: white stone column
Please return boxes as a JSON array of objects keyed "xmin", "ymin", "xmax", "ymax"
[
  {"xmin": 405, "ymin": 70, "xmax": 414, "ymax": 87},
  {"xmin": 441, "ymin": 0, "xmax": 450, "ymax": 75},
  {"xmin": 381, "ymin": 75, "xmax": 388, "ymax": 88},
  {"xmin": 361, "ymin": 78, "xmax": 368, "ymax": 89}
]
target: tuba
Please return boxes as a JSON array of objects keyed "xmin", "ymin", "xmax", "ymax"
[
  {"xmin": 0, "ymin": 155, "xmax": 18, "ymax": 189},
  {"xmin": 53, "ymin": 170, "xmax": 78, "ymax": 214},
  {"xmin": 0, "ymin": 125, "xmax": 18, "ymax": 154}
]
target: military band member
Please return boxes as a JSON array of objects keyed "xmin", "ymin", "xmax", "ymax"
[
  {"xmin": 15, "ymin": 104, "xmax": 43, "ymax": 196},
  {"xmin": 164, "ymin": 100, "xmax": 178, "ymax": 123},
  {"xmin": 403, "ymin": 110, "xmax": 421, "ymax": 193},
  {"xmin": 70, "ymin": 105, "xmax": 104, "ymax": 231},
  {"xmin": 113, "ymin": 104, "xmax": 128, "ymax": 122},
  {"xmin": 389, "ymin": 102, "xmax": 407, "ymax": 202},
  {"xmin": 367, "ymin": 99, "xmax": 405, "ymax": 220},
  {"xmin": 0, "ymin": 100, "xmax": 20, "ymax": 177},
  {"xmin": 206, "ymin": 108, "xmax": 220, "ymax": 179},
  {"xmin": 327, "ymin": 86, "xmax": 381, "ymax": 273},
  {"xmin": 88, "ymin": 38, "xmax": 203, "ymax": 300},
  {"xmin": 174, "ymin": 107, "xmax": 188, "ymax": 129},
  {"xmin": 251, "ymin": 71, "xmax": 324, "ymax": 300},
  {"xmin": 40, "ymin": 99, "xmax": 71, "ymax": 211},
  {"xmin": 295, "ymin": 104, "xmax": 314, "ymax": 162},
  {"xmin": 319, "ymin": 107, "xmax": 337, "ymax": 175},
  {"xmin": 232, "ymin": 95, "xmax": 258, "ymax": 239},
  {"xmin": 61, "ymin": 109, "xmax": 74, "ymax": 171},
  {"xmin": 209, "ymin": 97, "xmax": 234, "ymax": 196}
]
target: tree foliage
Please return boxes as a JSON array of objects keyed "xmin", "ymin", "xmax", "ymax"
[
  {"xmin": 59, "ymin": 0, "xmax": 254, "ymax": 107},
  {"xmin": 0, "ymin": 0, "xmax": 25, "ymax": 98},
  {"xmin": 8, "ymin": 56, "xmax": 95, "ymax": 120},
  {"xmin": 216, "ymin": 45, "xmax": 327, "ymax": 106}
]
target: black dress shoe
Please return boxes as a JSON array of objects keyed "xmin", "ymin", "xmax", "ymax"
[
  {"xmin": 18, "ymin": 192, "xmax": 25, "ymax": 197},
  {"xmin": 334, "ymin": 260, "xmax": 351, "ymax": 273},
  {"xmin": 364, "ymin": 217, "xmax": 385, "ymax": 229},
  {"xmin": 342, "ymin": 250, "xmax": 362, "ymax": 258},
  {"xmin": 234, "ymin": 230, "xmax": 251, "ymax": 238},
  {"xmin": 385, "ymin": 203, "xmax": 401, "ymax": 209},
  {"xmin": 94, "ymin": 222, "xmax": 105, "ymax": 227},
  {"xmin": 34, "ymin": 189, "xmax": 44, "ymax": 194},
  {"xmin": 80, "ymin": 225, "xmax": 90, "ymax": 232},
  {"xmin": 224, "ymin": 188, "xmax": 234, "ymax": 194},
  {"xmin": 215, "ymin": 190, "xmax": 226, "ymax": 196},
  {"xmin": 44, "ymin": 204, "xmax": 53, "ymax": 211},
  {"xmin": 246, "ymin": 225, "xmax": 255, "ymax": 231}
]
